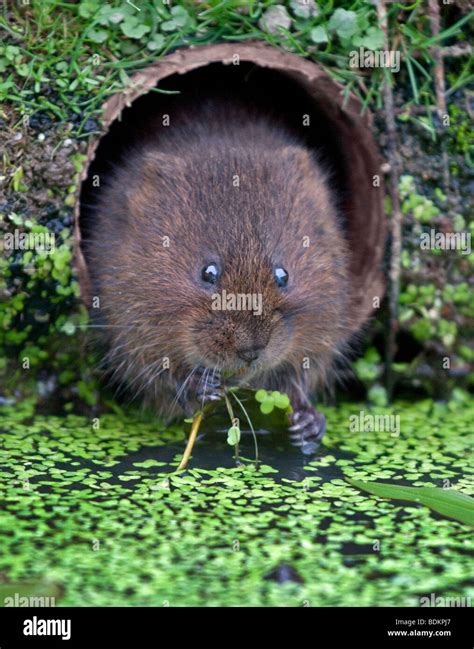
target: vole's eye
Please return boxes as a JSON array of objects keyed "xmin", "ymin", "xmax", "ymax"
[
  {"xmin": 274, "ymin": 266, "xmax": 289, "ymax": 288},
  {"xmin": 201, "ymin": 262, "xmax": 219, "ymax": 284}
]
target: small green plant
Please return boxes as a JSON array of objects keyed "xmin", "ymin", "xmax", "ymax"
[
  {"xmin": 226, "ymin": 422, "xmax": 241, "ymax": 447},
  {"xmin": 177, "ymin": 386, "xmax": 261, "ymax": 470},
  {"xmin": 255, "ymin": 389, "xmax": 291, "ymax": 414},
  {"xmin": 399, "ymin": 175, "xmax": 441, "ymax": 223},
  {"xmin": 177, "ymin": 384, "xmax": 295, "ymax": 469}
]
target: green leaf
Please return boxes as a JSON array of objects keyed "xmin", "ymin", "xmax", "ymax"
[
  {"xmin": 290, "ymin": 0, "xmax": 319, "ymax": 19},
  {"xmin": 97, "ymin": 6, "xmax": 127, "ymax": 26},
  {"xmin": 16, "ymin": 63, "xmax": 29, "ymax": 77},
  {"xmin": 347, "ymin": 479, "xmax": 474, "ymax": 527},
  {"xmin": 255, "ymin": 389, "xmax": 268, "ymax": 403},
  {"xmin": 260, "ymin": 401, "xmax": 274, "ymax": 415},
  {"xmin": 161, "ymin": 20, "xmax": 177, "ymax": 32},
  {"xmin": 356, "ymin": 12, "xmax": 369, "ymax": 33},
  {"xmin": 61, "ymin": 321, "xmax": 76, "ymax": 336},
  {"xmin": 88, "ymin": 29, "xmax": 109, "ymax": 44},
  {"xmin": 328, "ymin": 8, "xmax": 358, "ymax": 40},
  {"xmin": 79, "ymin": 0, "xmax": 100, "ymax": 19},
  {"xmin": 132, "ymin": 459, "xmax": 165, "ymax": 468},
  {"xmin": 147, "ymin": 34, "xmax": 165, "ymax": 51},
  {"xmin": 410, "ymin": 319, "xmax": 434, "ymax": 342},
  {"xmin": 5, "ymin": 45, "xmax": 20, "ymax": 60},
  {"xmin": 310, "ymin": 26, "xmax": 328, "ymax": 44},
  {"xmin": 12, "ymin": 166, "xmax": 24, "ymax": 192},
  {"xmin": 227, "ymin": 425, "xmax": 241, "ymax": 446},
  {"xmin": 367, "ymin": 385, "xmax": 388, "ymax": 407},
  {"xmin": 273, "ymin": 392, "xmax": 290, "ymax": 410},
  {"xmin": 170, "ymin": 6, "xmax": 190, "ymax": 28},
  {"xmin": 120, "ymin": 19, "xmax": 151, "ymax": 39},
  {"xmin": 354, "ymin": 26, "xmax": 385, "ymax": 50},
  {"xmin": 160, "ymin": 7, "xmax": 193, "ymax": 33}
]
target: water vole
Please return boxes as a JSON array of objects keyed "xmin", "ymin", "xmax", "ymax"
[{"xmin": 86, "ymin": 99, "xmax": 351, "ymax": 448}]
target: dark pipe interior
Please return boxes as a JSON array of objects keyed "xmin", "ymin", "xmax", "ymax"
[
  {"xmin": 79, "ymin": 62, "xmax": 351, "ymax": 260},
  {"xmin": 78, "ymin": 60, "xmax": 391, "ymax": 400}
]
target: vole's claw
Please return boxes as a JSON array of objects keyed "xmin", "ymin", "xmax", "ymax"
[
  {"xmin": 288, "ymin": 406, "xmax": 326, "ymax": 455},
  {"xmin": 197, "ymin": 391, "xmax": 222, "ymax": 403},
  {"xmin": 194, "ymin": 367, "xmax": 223, "ymax": 405},
  {"xmin": 177, "ymin": 367, "xmax": 223, "ymax": 414}
]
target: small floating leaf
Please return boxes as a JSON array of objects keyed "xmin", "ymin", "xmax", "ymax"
[
  {"xmin": 273, "ymin": 392, "xmax": 290, "ymax": 410},
  {"xmin": 260, "ymin": 400, "xmax": 274, "ymax": 414},
  {"xmin": 227, "ymin": 425, "xmax": 241, "ymax": 446}
]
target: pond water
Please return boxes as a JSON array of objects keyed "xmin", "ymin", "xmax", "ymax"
[{"xmin": 0, "ymin": 397, "xmax": 472, "ymax": 606}]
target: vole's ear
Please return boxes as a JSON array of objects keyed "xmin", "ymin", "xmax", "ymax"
[
  {"xmin": 126, "ymin": 150, "xmax": 183, "ymax": 214},
  {"xmin": 139, "ymin": 150, "xmax": 184, "ymax": 180},
  {"xmin": 280, "ymin": 146, "xmax": 314, "ymax": 173},
  {"xmin": 280, "ymin": 145, "xmax": 328, "ymax": 187}
]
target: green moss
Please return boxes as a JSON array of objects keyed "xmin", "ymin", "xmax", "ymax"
[{"xmin": 395, "ymin": 164, "xmax": 474, "ymax": 397}]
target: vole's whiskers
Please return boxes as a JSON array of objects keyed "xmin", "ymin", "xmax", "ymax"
[
  {"xmin": 199, "ymin": 367, "xmax": 210, "ymax": 410},
  {"xmin": 169, "ymin": 365, "xmax": 198, "ymax": 417},
  {"xmin": 79, "ymin": 323, "xmax": 136, "ymax": 329},
  {"xmin": 100, "ymin": 338, "xmax": 157, "ymax": 368},
  {"xmin": 126, "ymin": 358, "xmax": 167, "ymax": 394}
]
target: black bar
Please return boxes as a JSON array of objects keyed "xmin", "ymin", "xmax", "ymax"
[{"xmin": 0, "ymin": 606, "xmax": 471, "ymax": 649}]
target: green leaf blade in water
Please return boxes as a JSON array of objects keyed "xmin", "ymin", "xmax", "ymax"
[{"xmin": 347, "ymin": 479, "xmax": 474, "ymax": 527}]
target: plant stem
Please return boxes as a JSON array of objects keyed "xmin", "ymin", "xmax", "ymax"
[
  {"xmin": 176, "ymin": 410, "xmax": 203, "ymax": 472},
  {"xmin": 428, "ymin": 0, "xmax": 450, "ymax": 192},
  {"xmin": 377, "ymin": 0, "xmax": 402, "ymax": 402},
  {"xmin": 230, "ymin": 389, "xmax": 259, "ymax": 466},
  {"xmin": 223, "ymin": 391, "xmax": 239, "ymax": 461}
]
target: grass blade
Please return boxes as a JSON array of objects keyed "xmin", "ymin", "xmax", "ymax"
[{"xmin": 347, "ymin": 479, "xmax": 474, "ymax": 526}]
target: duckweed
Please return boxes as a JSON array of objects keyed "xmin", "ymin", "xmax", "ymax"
[{"xmin": 0, "ymin": 399, "xmax": 472, "ymax": 606}]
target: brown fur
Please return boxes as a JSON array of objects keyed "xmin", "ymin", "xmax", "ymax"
[{"xmin": 86, "ymin": 100, "xmax": 351, "ymax": 417}]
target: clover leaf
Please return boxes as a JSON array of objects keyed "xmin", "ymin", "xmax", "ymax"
[
  {"xmin": 328, "ymin": 8, "xmax": 358, "ymax": 40},
  {"xmin": 310, "ymin": 26, "xmax": 328, "ymax": 44},
  {"xmin": 120, "ymin": 17, "xmax": 151, "ymax": 39}
]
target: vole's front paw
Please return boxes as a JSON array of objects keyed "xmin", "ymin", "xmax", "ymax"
[
  {"xmin": 193, "ymin": 367, "xmax": 223, "ymax": 405},
  {"xmin": 288, "ymin": 405, "xmax": 326, "ymax": 455}
]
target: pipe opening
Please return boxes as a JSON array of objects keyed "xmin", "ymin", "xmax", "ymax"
[{"xmin": 76, "ymin": 43, "xmax": 386, "ymax": 331}]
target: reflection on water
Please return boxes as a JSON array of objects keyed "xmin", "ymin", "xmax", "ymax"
[{"xmin": 113, "ymin": 398, "xmax": 349, "ymax": 483}]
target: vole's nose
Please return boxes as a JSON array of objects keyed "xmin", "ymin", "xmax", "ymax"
[{"xmin": 237, "ymin": 346, "xmax": 263, "ymax": 363}]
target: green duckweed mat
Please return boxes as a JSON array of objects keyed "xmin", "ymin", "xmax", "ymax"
[{"xmin": 0, "ymin": 399, "xmax": 472, "ymax": 607}]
